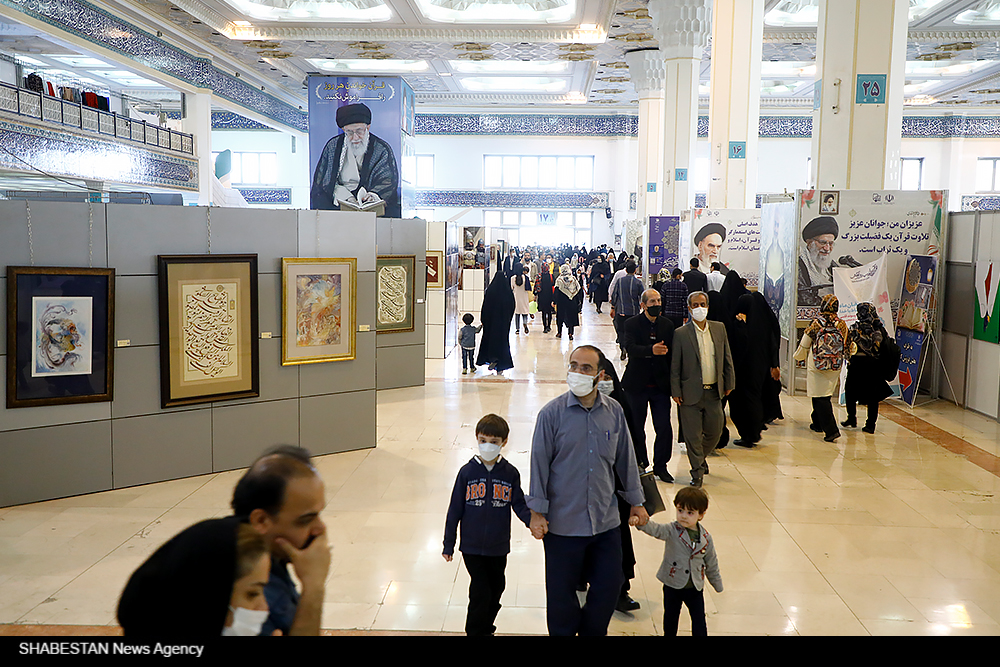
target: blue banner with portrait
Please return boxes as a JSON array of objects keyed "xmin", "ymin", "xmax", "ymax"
[{"xmin": 308, "ymin": 75, "xmax": 407, "ymax": 218}]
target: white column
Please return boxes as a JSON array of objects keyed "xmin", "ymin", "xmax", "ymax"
[
  {"xmin": 648, "ymin": 0, "xmax": 712, "ymax": 216},
  {"xmin": 811, "ymin": 0, "xmax": 908, "ymax": 190},
  {"xmin": 707, "ymin": 0, "xmax": 764, "ymax": 209},
  {"xmin": 626, "ymin": 49, "xmax": 666, "ymax": 221},
  {"xmin": 182, "ymin": 91, "xmax": 213, "ymax": 206}
]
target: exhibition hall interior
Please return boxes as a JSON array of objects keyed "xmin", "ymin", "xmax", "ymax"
[{"xmin": 3, "ymin": 0, "xmax": 1000, "ymax": 637}]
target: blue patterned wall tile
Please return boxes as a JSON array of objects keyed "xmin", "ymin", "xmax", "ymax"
[
  {"xmin": 415, "ymin": 114, "xmax": 638, "ymax": 136},
  {"xmin": 1, "ymin": 0, "xmax": 307, "ymax": 132},
  {"xmin": 213, "ymin": 112, "xmax": 273, "ymax": 131},
  {"xmin": 416, "ymin": 190, "xmax": 609, "ymax": 209},
  {"xmin": 0, "ymin": 119, "xmax": 198, "ymax": 190},
  {"xmin": 961, "ymin": 195, "xmax": 1000, "ymax": 211},
  {"xmin": 629, "ymin": 192, "xmax": 636, "ymax": 210},
  {"xmin": 236, "ymin": 187, "xmax": 292, "ymax": 204}
]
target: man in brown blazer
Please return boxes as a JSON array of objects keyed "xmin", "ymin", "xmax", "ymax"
[{"xmin": 670, "ymin": 291, "xmax": 736, "ymax": 487}]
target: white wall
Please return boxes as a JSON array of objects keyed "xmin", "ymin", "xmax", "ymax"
[
  {"xmin": 211, "ymin": 129, "xmax": 310, "ymax": 208},
  {"xmin": 413, "ymin": 133, "xmax": 636, "ymax": 250}
]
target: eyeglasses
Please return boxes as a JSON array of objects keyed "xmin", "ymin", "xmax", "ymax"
[
  {"xmin": 811, "ymin": 239, "xmax": 835, "ymax": 248},
  {"xmin": 343, "ymin": 127, "xmax": 368, "ymax": 139}
]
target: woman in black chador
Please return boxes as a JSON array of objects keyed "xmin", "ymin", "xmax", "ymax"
[
  {"xmin": 476, "ymin": 270, "xmax": 515, "ymax": 374},
  {"xmin": 727, "ymin": 293, "xmax": 773, "ymax": 447}
]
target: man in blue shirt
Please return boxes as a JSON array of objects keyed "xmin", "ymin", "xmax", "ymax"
[
  {"xmin": 609, "ymin": 260, "xmax": 644, "ymax": 361},
  {"xmin": 232, "ymin": 445, "xmax": 331, "ymax": 636},
  {"xmin": 527, "ymin": 345, "xmax": 648, "ymax": 636}
]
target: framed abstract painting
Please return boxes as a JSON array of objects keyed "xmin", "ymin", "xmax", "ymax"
[
  {"xmin": 6, "ymin": 266, "xmax": 115, "ymax": 408},
  {"xmin": 425, "ymin": 250, "xmax": 445, "ymax": 290},
  {"xmin": 157, "ymin": 255, "xmax": 259, "ymax": 409},
  {"xmin": 281, "ymin": 258, "xmax": 357, "ymax": 365},
  {"xmin": 376, "ymin": 255, "xmax": 415, "ymax": 333}
]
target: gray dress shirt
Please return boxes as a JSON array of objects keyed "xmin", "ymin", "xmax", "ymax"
[{"xmin": 527, "ymin": 391, "xmax": 645, "ymax": 537}]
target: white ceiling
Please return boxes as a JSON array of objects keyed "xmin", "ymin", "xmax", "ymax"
[{"xmin": 6, "ymin": 0, "xmax": 1000, "ymax": 112}]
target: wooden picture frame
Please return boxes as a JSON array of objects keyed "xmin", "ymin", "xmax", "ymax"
[
  {"xmin": 6, "ymin": 266, "xmax": 115, "ymax": 409},
  {"xmin": 157, "ymin": 254, "xmax": 259, "ymax": 408},
  {"xmin": 281, "ymin": 257, "xmax": 357, "ymax": 365},
  {"xmin": 425, "ymin": 250, "xmax": 445, "ymax": 290},
  {"xmin": 375, "ymin": 254, "xmax": 416, "ymax": 333}
]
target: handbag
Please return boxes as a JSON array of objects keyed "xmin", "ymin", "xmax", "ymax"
[
  {"xmin": 529, "ymin": 300, "xmax": 538, "ymax": 315},
  {"xmin": 639, "ymin": 471, "xmax": 666, "ymax": 516}
]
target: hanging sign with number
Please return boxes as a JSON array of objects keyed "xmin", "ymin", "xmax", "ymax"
[
  {"xmin": 856, "ymin": 74, "xmax": 887, "ymax": 104},
  {"xmin": 728, "ymin": 142, "xmax": 746, "ymax": 159}
]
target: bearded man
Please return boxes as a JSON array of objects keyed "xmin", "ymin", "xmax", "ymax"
[
  {"xmin": 693, "ymin": 223, "xmax": 728, "ymax": 276},
  {"xmin": 310, "ymin": 103, "xmax": 400, "ymax": 217},
  {"xmin": 797, "ymin": 216, "xmax": 842, "ymax": 306}
]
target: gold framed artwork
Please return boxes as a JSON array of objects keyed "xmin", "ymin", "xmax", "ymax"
[
  {"xmin": 425, "ymin": 250, "xmax": 445, "ymax": 290},
  {"xmin": 376, "ymin": 255, "xmax": 416, "ymax": 333},
  {"xmin": 281, "ymin": 257, "xmax": 357, "ymax": 365},
  {"xmin": 157, "ymin": 254, "xmax": 260, "ymax": 409}
]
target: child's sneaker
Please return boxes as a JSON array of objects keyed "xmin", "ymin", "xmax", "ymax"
[{"xmin": 462, "ymin": 368, "xmax": 468, "ymax": 375}]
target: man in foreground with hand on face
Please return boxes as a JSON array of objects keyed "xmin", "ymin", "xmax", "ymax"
[
  {"xmin": 527, "ymin": 345, "xmax": 648, "ymax": 636},
  {"xmin": 232, "ymin": 445, "xmax": 331, "ymax": 636}
]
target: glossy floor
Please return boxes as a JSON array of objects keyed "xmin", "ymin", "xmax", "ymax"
[{"xmin": 2, "ymin": 306, "xmax": 1000, "ymax": 636}]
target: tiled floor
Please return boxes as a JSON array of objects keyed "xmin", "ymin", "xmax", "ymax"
[{"xmin": 2, "ymin": 305, "xmax": 1000, "ymax": 636}]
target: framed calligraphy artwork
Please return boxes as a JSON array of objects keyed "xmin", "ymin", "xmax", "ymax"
[
  {"xmin": 6, "ymin": 266, "xmax": 115, "ymax": 408},
  {"xmin": 281, "ymin": 258, "xmax": 357, "ymax": 365},
  {"xmin": 157, "ymin": 255, "xmax": 259, "ymax": 408},
  {"xmin": 425, "ymin": 251, "xmax": 444, "ymax": 290},
  {"xmin": 375, "ymin": 255, "xmax": 415, "ymax": 333}
]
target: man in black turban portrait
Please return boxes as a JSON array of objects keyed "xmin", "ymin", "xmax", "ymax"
[
  {"xmin": 797, "ymin": 216, "xmax": 841, "ymax": 306},
  {"xmin": 310, "ymin": 102, "xmax": 400, "ymax": 217},
  {"xmin": 693, "ymin": 222, "xmax": 728, "ymax": 276}
]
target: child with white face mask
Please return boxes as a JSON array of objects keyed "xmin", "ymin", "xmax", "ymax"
[
  {"xmin": 443, "ymin": 414, "xmax": 531, "ymax": 636},
  {"xmin": 118, "ymin": 517, "xmax": 275, "ymax": 637}
]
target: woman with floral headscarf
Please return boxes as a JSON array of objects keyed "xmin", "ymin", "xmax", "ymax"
[
  {"xmin": 554, "ymin": 264, "xmax": 583, "ymax": 340},
  {"xmin": 842, "ymin": 302, "xmax": 892, "ymax": 433},
  {"xmin": 794, "ymin": 294, "xmax": 848, "ymax": 442}
]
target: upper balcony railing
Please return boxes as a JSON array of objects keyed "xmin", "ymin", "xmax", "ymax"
[{"xmin": 0, "ymin": 80, "xmax": 195, "ymax": 157}]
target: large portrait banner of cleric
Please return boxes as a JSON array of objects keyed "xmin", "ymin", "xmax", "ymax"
[
  {"xmin": 682, "ymin": 208, "xmax": 761, "ymax": 288},
  {"xmin": 795, "ymin": 189, "xmax": 946, "ymax": 322},
  {"xmin": 308, "ymin": 75, "xmax": 404, "ymax": 218}
]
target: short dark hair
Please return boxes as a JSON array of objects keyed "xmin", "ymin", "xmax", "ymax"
[
  {"xmin": 476, "ymin": 414, "xmax": 509, "ymax": 441},
  {"xmin": 690, "ymin": 257, "xmax": 700, "ymax": 268},
  {"xmin": 674, "ymin": 486, "xmax": 709, "ymax": 513},
  {"xmin": 671, "ymin": 268, "xmax": 683, "ymax": 279},
  {"xmin": 711, "ymin": 262, "xmax": 722, "ymax": 272},
  {"xmin": 625, "ymin": 260, "xmax": 637, "ymax": 274},
  {"xmin": 231, "ymin": 446, "xmax": 316, "ymax": 518},
  {"xmin": 463, "ymin": 313, "xmax": 474, "ymax": 325}
]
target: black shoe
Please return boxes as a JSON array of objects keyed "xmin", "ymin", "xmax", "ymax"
[
  {"xmin": 655, "ymin": 470, "xmax": 674, "ymax": 484},
  {"xmin": 616, "ymin": 594, "xmax": 641, "ymax": 613},
  {"xmin": 733, "ymin": 439, "xmax": 755, "ymax": 448},
  {"xmin": 620, "ymin": 349, "xmax": 627, "ymax": 361},
  {"xmin": 824, "ymin": 432, "xmax": 840, "ymax": 442},
  {"xmin": 690, "ymin": 477, "xmax": 703, "ymax": 488},
  {"xmin": 702, "ymin": 463, "xmax": 709, "ymax": 475},
  {"xmin": 810, "ymin": 424, "xmax": 823, "ymax": 432},
  {"xmin": 841, "ymin": 419, "xmax": 857, "ymax": 428},
  {"xmin": 862, "ymin": 425, "xmax": 876, "ymax": 434}
]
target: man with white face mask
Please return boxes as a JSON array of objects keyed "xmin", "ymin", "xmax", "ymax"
[
  {"xmin": 670, "ymin": 292, "xmax": 736, "ymax": 488},
  {"xmin": 527, "ymin": 345, "xmax": 648, "ymax": 636}
]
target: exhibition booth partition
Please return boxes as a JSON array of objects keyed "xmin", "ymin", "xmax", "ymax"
[{"xmin": 0, "ymin": 201, "xmax": 425, "ymax": 507}]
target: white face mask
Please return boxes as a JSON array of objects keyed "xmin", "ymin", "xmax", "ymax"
[
  {"xmin": 690, "ymin": 306, "xmax": 709, "ymax": 322},
  {"xmin": 567, "ymin": 371, "xmax": 598, "ymax": 397},
  {"xmin": 597, "ymin": 379, "xmax": 615, "ymax": 396},
  {"xmin": 222, "ymin": 606, "xmax": 269, "ymax": 637},
  {"xmin": 477, "ymin": 442, "xmax": 502, "ymax": 462}
]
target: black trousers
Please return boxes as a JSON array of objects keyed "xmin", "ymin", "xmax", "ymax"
[
  {"xmin": 614, "ymin": 314, "xmax": 628, "ymax": 347},
  {"xmin": 541, "ymin": 310, "xmax": 553, "ymax": 330},
  {"xmin": 663, "ymin": 585, "xmax": 707, "ymax": 636},
  {"xmin": 626, "ymin": 386, "xmax": 673, "ymax": 471},
  {"xmin": 543, "ymin": 528, "xmax": 622, "ymax": 636},
  {"xmin": 811, "ymin": 396, "xmax": 840, "ymax": 438},
  {"xmin": 463, "ymin": 554, "xmax": 507, "ymax": 636},
  {"xmin": 846, "ymin": 400, "xmax": 879, "ymax": 428}
]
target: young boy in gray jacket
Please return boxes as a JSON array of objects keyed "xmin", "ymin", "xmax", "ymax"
[{"xmin": 637, "ymin": 486, "xmax": 723, "ymax": 636}]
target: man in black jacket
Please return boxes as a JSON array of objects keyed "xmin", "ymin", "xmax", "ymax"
[
  {"xmin": 622, "ymin": 289, "xmax": 677, "ymax": 483},
  {"xmin": 682, "ymin": 258, "xmax": 708, "ymax": 295}
]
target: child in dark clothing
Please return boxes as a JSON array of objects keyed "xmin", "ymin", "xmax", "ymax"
[
  {"xmin": 459, "ymin": 313, "xmax": 482, "ymax": 375},
  {"xmin": 443, "ymin": 414, "xmax": 531, "ymax": 636}
]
